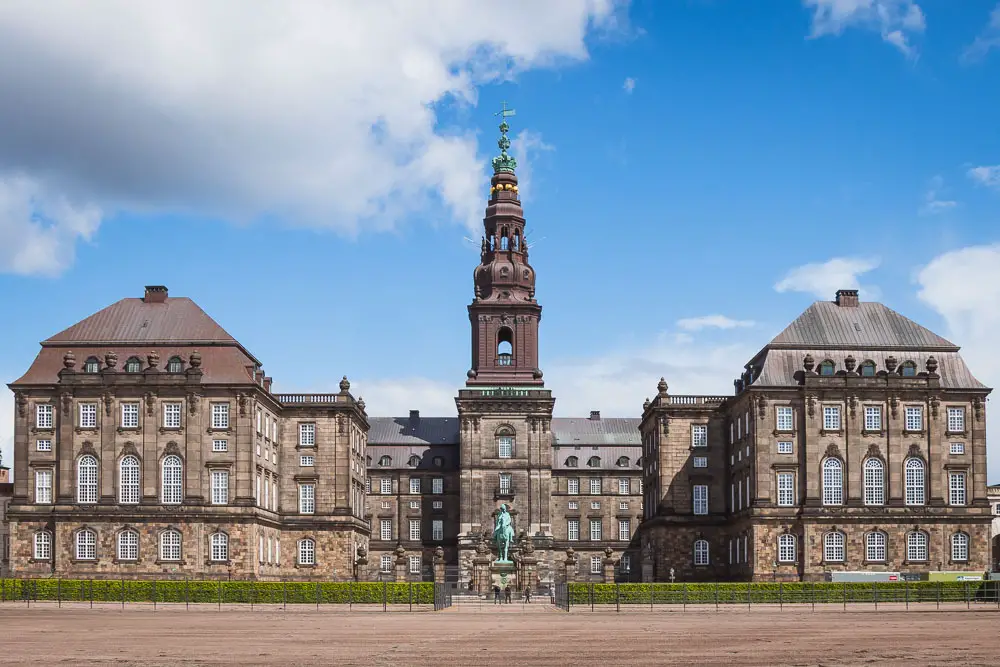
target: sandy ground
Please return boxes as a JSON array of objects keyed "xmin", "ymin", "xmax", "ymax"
[{"xmin": 0, "ymin": 602, "xmax": 998, "ymax": 666}]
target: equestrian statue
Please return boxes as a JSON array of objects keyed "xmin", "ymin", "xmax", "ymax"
[{"xmin": 493, "ymin": 504, "xmax": 514, "ymax": 562}]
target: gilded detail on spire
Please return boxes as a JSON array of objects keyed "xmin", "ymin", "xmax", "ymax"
[{"xmin": 491, "ymin": 101, "xmax": 518, "ymax": 174}]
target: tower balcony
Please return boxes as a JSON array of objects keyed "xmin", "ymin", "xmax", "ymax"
[{"xmin": 496, "ymin": 354, "xmax": 513, "ymax": 366}]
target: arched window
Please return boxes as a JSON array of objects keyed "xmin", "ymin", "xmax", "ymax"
[
  {"xmin": 496, "ymin": 328, "xmax": 513, "ymax": 366},
  {"xmin": 407, "ymin": 455, "xmax": 420, "ymax": 467},
  {"xmin": 823, "ymin": 531, "xmax": 845, "ymax": 562},
  {"xmin": 77, "ymin": 455, "xmax": 98, "ymax": 503},
  {"xmin": 777, "ymin": 534, "xmax": 796, "ymax": 563},
  {"xmin": 500, "ymin": 227, "xmax": 509, "ymax": 250},
  {"xmin": 34, "ymin": 531, "xmax": 52, "ymax": 560},
  {"xmin": 907, "ymin": 531, "xmax": 928, "ymax": 561},
  {"xmin": 378, "ymin": 455, "xmax": 391, "ymax": 467},
  {"xmin": 587, "ymin": 456, "xmax": 601, "ymax": 468},
  {"xmin": 693, "ymin": 539, "xmax": 709, "ymax": 565},
  {"xmin": 565, "ymin": 456, "xmax": 579, "ymax": 468},
  {"xmin": 159, "ymin": 529, "xmax": 181, "ymax": 561},
  {"xmin": 76, "ymin": 529, "xmax": 97, "ymax": 560},
  {"xmin": 119, "ymin": 455, "xmax": 140, "ymax": 504},
  {"xmin": 863, "ymin": 458, "xmax": 884, "ymax": 505},
  {"xmin": 210, "ymin": 532, "xmax": 229, "ymax": 562},
  {"xmin": 616, "ymin": 456, "xmax": 630, "ymax": 467},
  {"xmin": 496, "ymin": 431, "xmax": 514, "ymax": 458},
  {"xmin": 900, "ymin": 361, "xmax": 917, "ymax": 377},
  {"xmin": 859, "ymin": 361, "xmax": 876, "ymax": 377},
  {"xmin": 298, "ymin": 538, "xmax": 316, "ymax": 565},
  {"xmin": 124, "ymin": 356, "xmax": 143, "ymax": 373},
  {"xmin": 951, "ymin": 532, "xmax": 969, "ymax": 561},
  {"xmin": 83, "ymin": 356, "xmax": 100, "ymax": 373},
  {"xmin": 866, "ymin": 532, "xmax": 886, "ymax": 562},
  {"xmin": 822, "ymin": 458, "xmax": 843, "ymax": 506},
  {"xmin": 904, "ymin": 458, "xmax": 925, "ymax": 506},
  {"xmin": 166, "ymin": 356, "xmax": 183, "ymax": 373},
  {"xmin": 161, "ymin": 455, "xmax": 183, "ymax": 504},
  {"xmin": 117, "ymin": 529, "xmax": 139, "ymax": 560},
  {"xmin": 819, "ymin": 360, "xmax": 835, "ymax": 376}
]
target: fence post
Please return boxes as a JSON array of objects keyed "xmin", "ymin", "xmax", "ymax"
[
  {"xmin": 57, "ymin": 578, "xmax": 61, "ymax": 608},
  {"xmin": 121, "ymin": 577, "xmax": 125, "ymax": 611},
  {"xmin": 715, "ymin": 582, "xmax": 719, "ymax": 612},
  {"xmin": 316, "ymin": 581, "xmax": 321, "ymax": 611},
  {"xmin": 966, "ymin": 582, "xmax": 970, "ymax": 610},
  {"xmin": 905, "ymin": 580, "xmax": 909, "ymax": 609},
  {"xmin": 153, "ymin": 579, "xmax": 157, "ymax": 611},
  {"xmin": 842, "ymin": 582, "xmax": 846, "ymax": 611},
  {"xmin": 616, "ymin": 582, "xmax": 620, "ymax": 613},
  {"xmin": 185, "ymin": 579, "xmax": 189, "ymax": 611},
  {"xmin": 382, "ymin": 580, "xmax": 387, "ymax": 613},
  {"xmin": 937, "ymin": 581, "xmax": 941, "ymax": 610},
  {"xmin": 682, "ymin": 583, "xmax": 687, "ymax": 611},
  {"xmin": 283, "ymin": 580, "xmax": 287, "ymax": 610},
  {"xmin": 409, "ymin": 583, "xmax": 413, "ymax": 612},
  {"xmin": 779, "ymin": 581, "xmax": 783, "ymax": 610}
]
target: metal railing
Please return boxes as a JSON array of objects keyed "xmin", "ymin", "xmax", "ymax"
[{"xmin": 274, "ymin": 394, "xmax": 342, "ymax": 405}]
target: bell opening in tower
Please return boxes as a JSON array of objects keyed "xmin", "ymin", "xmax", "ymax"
[{"xmin": 497, "ymin": 328, "xmax": 514, "ymax": 366}]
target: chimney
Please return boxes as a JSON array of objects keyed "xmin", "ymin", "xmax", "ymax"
[
  {"xmin": 589, "ymin": 410, "xmax": 601, "ymax": 421},
  {"xmin": 144, "ymin": 285, "xmax": 168, "ymax": 303},
  {"xmin": 409, "ymin": 410, "xmax": 420, "ymax": 424},
  {"xmin": 835, "ymin": 289, "xmax": 859, "ymax": 307}
]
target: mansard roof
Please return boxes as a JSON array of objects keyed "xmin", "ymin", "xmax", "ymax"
[
  {"xmin": 367, "ymin": 415, "xmax": 641, "ymax": 447},
  {"xmin": 551, "ymin": 417, "xmax": 640, "ymax": 446},
  {"xmin": 365, "ymin": 444, "xmax": 458, "ymax": 471}
]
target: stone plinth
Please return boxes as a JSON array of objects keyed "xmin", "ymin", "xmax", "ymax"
[
  {"xmin": 563, "ymin": 548, "xmax": 578, "ymax": 583},
  {"xmin": 432, "ymin": 546, "xmax": 445, "ymax": 585},
  {"xmin": 491, "ymin": 559, "xmax": 516, "ymax": 590},
  {"xmin": 602, "ymin": 546, "xmax": 617, "ymax": 583}
]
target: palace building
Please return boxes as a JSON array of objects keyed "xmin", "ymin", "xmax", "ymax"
[{"xmin": 6, "ymin": 118, "xmax": 993, "ymax": 584}]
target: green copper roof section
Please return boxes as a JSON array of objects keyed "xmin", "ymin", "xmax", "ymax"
[{"xmin": 491, "ymin": 101, "xmax": 518, "ymax": 174}]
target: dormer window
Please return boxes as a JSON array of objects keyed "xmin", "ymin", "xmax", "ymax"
[
  {"xmin": 166, "ymin": 356, "xmax": 183, "ymax": 373},
  {"xmin": 83, "ymin": 357, "xmax": 100, "ymax": 373},
  {"xmin": 408, "ymin": 455, "xmax": 420, "ymax": 467},
  {"xmin": 124, "ymin": 357, "xmax": 142, "ymax": 373},
  {"xmin": 565, "ymin": 456, "xmax": 579, "ymax": 468},
  {"xmin": 900, "ymin": 361, "xmax": 917, "ymax": 377},
  {"xmin": 859, "ymin": 361, "xmax": 876, "ymax": 377},
  {"xmin": 379, "ymin": 455, "xmax": 391, "ymax": 467},
  {"xmin": 587, "ymin": 456, "xmax": 601, "ymax": 468},
  {"xmin": 616, "ymin": 456, "xmax": 630, "ymax": 467},
  {"xmin": 432, "ymin": 456, "xmax": 444, "ymax": 468},
  {"xmin": 819, "ymin": 360, "xmax": 835, "ymax": 376}
]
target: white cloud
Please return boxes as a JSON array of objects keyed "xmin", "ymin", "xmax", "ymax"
[
  {"xmin": 676, "ymin": 315, "xmax": 755, "ymax": 331},
  {"xmin": 351, "ymin": 377, "xmax": 461, "ymax": 418},
  {"xmin": 968, "ymin": 165, "xmax": 1000, "ymax": 191},
  {"xmin": 962, "ymin": 3, "xmax": 1000, "ymax": 63},
  {"xmin": 0, "ymin": 0, "xmax": 624, "ymax": 275},
  {"xmin": 919, "ymin": 175, "xmax": 958, "ymax": 216},
  {"xmin": 622, "ymin": 77, "xmax": 636, "ymax": 93},
  {"xmin": 916, "ymin": 244, "xmax": 1000, "ymax": 482},
  {"xmin": 803, "ymin": 0, "xmax": 926, "ymax": 57},
  {"xmin": 509, "ymin": 130, "xmax": 555, "ymax": 205},
  {"xmin": 774, "ymin": 256, "xmax": 881, "ymax": 300},
  {"xmin": 0, "ymin": 387, "xmax": 11, "ymax": 480}
]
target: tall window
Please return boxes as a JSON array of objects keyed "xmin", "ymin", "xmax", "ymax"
[
  {"xmin": 864, "ymin": 406, "xmax": 881, "ymax": 431},
  {"xmin": 77, "ymin": 455, "xmax": 98, "ymax": 503},
  {"xmin": 497, "ymin": 435, "xmax": 514, "ymax": 458},
  {"xmin": 904, "ymin": 458, "xmax": 925, "ymax": 505},
  {"xmin": 299, "ymin": 484, "xmax": 315, "ymax": 514},
  {"xmin": 162, "ymin": 455, "xmax": 183, "ymax": 504},
  {"xmin": 432, "ymin": 478, "xmax": 444, "ymax": 494},
  {"xmin": 409, "ymin": 477, "xmax": 421, "ymax": 494},
  {"xmin": 432, "ymin": 520, "xmax": 443, "ymax": 541},
  {"xmin": 380, "ymin": 478, "xmax": 391, "ymax": 494},
  {"xmin": 619, "ymin": 478, "xmax": 630, "ymax": 495},
  {"xmin": 211, "ymin": 403, "xmax": 229, "ymax": 430},
  {"xmin": 694, "ymin": 539, "xmax": 709, "ymax": 565},
  {"xmin": 777, "ymin": 534, "xmax": 796, "ymax": 563},
  {"xmin": 907, "ymin": 532, "xmax": 928, "ymax": 561},
  {"xmin": 121, "ymin": 403, "xmax": 139, "ymax": 428},
  {"xmin": 160, "ymin": 530, "xmax": 181, "ymax": 561},
  {"xmin": 210, "ymin": 470, "xmax": 229, "ymax": 505},
  {"xmin": 119, "ymin": 455, "xmax": 140, "ymax": 504},
  {"xmin": 693, "ymin": 485, "xmax": 708, "ymax": 515},
  {"xmin": 567, "ymin": 519, "xmax": 579, "ymax": 541},
  {"xmin": 589, "ymin": 478, "xmax": 601, "ymax": 495},
  {"xmin": 117, "ymin": 530, "xmax": 138, "ymax": 560},
  {"xmin": 568, "ymin": 478, "xmax": 580, "ymax": 495},
  {"xmin": 36, "ymin": 404, "xmax": 53, "ymax": 429},
  {"xmin": 380, "ymin": 554, "xmax": 392, "ymax": 572},
  {"xmin": 822, "ymin": 458, "xmax": 843, "ymax": 506},
  {"xmin": 299, "ymin": 423, "xmax": 315, "ymax": 446},
  {"xmin": 947, "ymin": 407, "xmax": 965, "ymax": 432},
  {"xmin": 80, "ymin": 403, "xmax": 98, "ymax": 428},
  {"xmin": 409, "ymin": 519, "xmax": 420, "ymax": 541},
  {"xmin": 590, "ymin": 555, "xmax": 602, "ymax": 574},
  {"xmin": 380, "ymin": 520, "xmax": 392, "ymax": 541},
  {"xmin": 589, "ymin": 519, "xmax": 602, "ymax": 541},
  {"xmin": 691, "ymin": 424, "xmax": 708, "ymax": 448},
  {"xmin": 866, "ymin": 532, "xmax": 886, "ymax": 562},
  {"xmin": 409, "ymin": 555, "xmax": 421, "ymax": 574},
  {"xmin": 34, "ymin": 532, "xmax": 52, "ymax": 560},
  {"xmin": 618, "ymin": 519, "xmax": 631, "ymax": 541},
  {"xmin": 822, "ymin": 406, "xmax": 841, "ymax": 430},
  {"xmin": 823, "ymin": 532, "xmax": 845, "ymax": 562},
  {"xmin": 34, "ymin": 470, "xmax": 52, "ymax": 504},
  {"xmin": 298, "ymin": 539, "xmax": 316, "ymax": 565},
  {"xmin": 210, "ymin": 533, "xmax": 228, "ymax": 562},
  {"xmin": 76, "ymin": 529, "xmax": 97, "ymax": 560},
  {"xmin": 776, "ymin": 406, "xmax": 793, "ymax": 431},
  {"xmin": 163, "ymin": 403, "xmax": 182, "ymax": 429},
  {"xmin": 498, "ymin": 473, "xmax": 512, "ymax": 494},
  {"xmin": 863, "ymin": 458, "xmax": 885, "ymax": 506},
  {"xmin": 904, "ymin": 406, "xmax": 923, "ymax": 431},
  {"xmin": 951, "ymin": 532, "xmax": 969, "ymax": 561},
  {"xmin": 777, "ymin": 472, "xmax": 795, "ymax": 506},
  {"xmin": 949, "ymin": 472, "xmax": 966, "ymax": 506}
]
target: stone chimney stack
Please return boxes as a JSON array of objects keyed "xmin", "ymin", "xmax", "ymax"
[
  {"xmin": 835, "ymin": 289, "xmax": 859, "ymax": 307},
  {"xmin": 144, "ymin": 285, "xmax": 168, "ymax": 303},
  {"xmin": 589, "ymin": 410, "xmax": 601, "ymax": 421},
  {"xmin": 409, "ymin": 410, "xmax": 420, "ymax": 425}
]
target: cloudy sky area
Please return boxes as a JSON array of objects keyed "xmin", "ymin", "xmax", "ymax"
[{"xmin": 1, "ymin": 0, "xmax": 999, "ymax": 481}]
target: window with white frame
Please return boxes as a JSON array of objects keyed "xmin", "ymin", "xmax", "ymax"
[
  {"xmin": 211, "ymin": 403, "xmax": 229, "ymax": 430},
  {"xmin": 497, "ymin": 435, "xmax": 514, "ymax": 458},
  {"xmin": 380, "ymin": 478, "xmax": 391, "ymax": 494},
  {"xmin": 161, "ymin": 455, "xmax": 183, "ymax": 504},
  {"xmin": 904, "ymin": 458, "xmax": 925, "ymax": 505},
  {"xmin": 409, "ymin": 519, "xmax": 420, "ymax": 541},
  {"xmin": 619, "ymin": 500, "xmax": 628, "ymax": 510},
  {"xmin": 299, "ymin": 423, "xmax": 315, "ymax": 446},
  {"xmin": 36, "ymin": 404, "xmax": 53, "ymax": 429},
  {"xmin": 822, "ymin": 458, "xmax": 843, "ymax": 506},
  {"xmin": 776, "ymin": 441, "xmax": 792, "ymax": 454},
  {"xmin": 568, "ymin": 500, "xmax": 579, "ymax": 510},
  {"xmin": 951, "ymin": 532, "xmax": 968, "ymax": 561},
  {"xmin": 160, "ymin": 530, "xmax": 181, "ymax": 561},
  {"xmin": 210, "ymin": 533, "xmax": 228, "ymax": 561},
  {"xmin": 568, "ymin": 478, "xmax": 579, "ymax": 495},
  {"xmin": 409, "ymin": 477, "xmax": 421, "ymax": 494},
  {"xmin": 80, "ymin": 403, "xmax": 98, "ymax": 429},
  {"xmin": 117, "ymin": 530, "xmax": 138, "ymax": 560},
  {"xmin": 776, "ymin": 406, "xmax": 793, "ymax": 431},
  {"xmin": 866, "ymin": 531, "xmax": 886, "ymax": 562},
  {"xmin": 256, "ymin": 410, "xmax": 262, "ymax": 434},
  {"xmin": 77, "ymin": 454, "xmax": 98, "ymax": 503},
  {"xmin": 298, "ymin": 538, "xmax": 316, "ymax": 565},
  {"xmin": 365, "ymin": 478, "xmax": 371, "ymax": 494},
  {"xmin": 694, "ymin": 539, "xmax": 709, "ymax": 565},
  {"xmin": 619, "ymin": 519, "xmax": 630, "ymax": 542},
  {"xmin": 210, "ymin": 470, "xmax": 229, "ymax": 505},
  {"xmin": 34, "ymin": 531, "xmax": 52, "ymax": 560},
  {"xmin": 778, "ymin": 534, "xmax": 796, "ymax": 563},
  {"xmin": 822, "ymin": 406, "xmax": 841, "ymax": 431},
  {"xmin": 589, "ymin": 501, "xmax": 599, "ymax": 510},
  {"xmin": 864, "ymin": 406, "xmax": 881, "ymax": 431},
  {"xmin": 498, "ymin": 473, "xmax": 512, "ymax": 494},
  {"xmin": 432, "ymin": 478, "xmax": 444, "ymax": 494},
  {"xmin": 590, "ymin": 555, "xmax": 602, "ymax": 574},
  {"xmin": 263, "ymin": 475, "xmax": 269, "ymax": 507},
  {"xmin": 904, "ymin": 406, "xmax": 923, "ymax": 431},
  {"xmin": 299, "ymin": 483, "xmax": 315, "ymax": 514},
  {"xmin": 119, "ymin": 455, "xmax": 140, "ymax": 504},
  {"xmin": 300, "ymin": 455, "xmax": 314, "ymax": 466},
  {"xmin": 590, "ymin": 519, "xmax": 602, "ymax": 541},
  {"xmin": 777, "ymin": 472, "xmax": 795, "ymax": 506},
  {"xmin": 947, "ymin": 407, "xmax": 965, "ymax": 432},
  {"xmin": 567, "ymin": 519, "xmax": 579, "ymax": 541},
  {"xmin": 380, "ymin": 519, "xmax": 391, "ymax": 541},
  {"xmin": 823, "ymin": 532, "xmax": 845, "ymax": 562},
  {"xmin": 693, "ymin": 456, "xmax": 708, "ymax": 468},
  {"xmin": 863, "ymin": 458, "xmax": 885, "ymax": 506},
  {"xmin": 621, "ymin": 554, "xmax": 631, "ymax": 572},
  {"xmin": 691, "ymin": 424, "xmax": 708, "ymax": 448},
  {"xmin": 950, "ymin": 442, "xmax": 965, "ymax": 455},
  {"xmin": 432, "ymin": 520, "xmax": 443, "ymax": 541},
  {"xmin": 619, "ymin": 478, "xmax": 630, "ymax": 494},
  {"xmin": 121, "ymin": 402, "xmax": 139, "ymax": 429},
  {"xmin": 76, "ymin": 529, "xmax": 96, "ymax": 560},
  {"xmin": 36, "ymin": 439, "xmax": 52, "ymax": 452},
  {"xmin": 409, "ymin": 555, "xmax": 421, "ymax": 574},
  {"xmin": 432, "ymin": 500, "xmax": 443, "ymax": 509},
  {"xmin": 163, "ymin": 403, "xmax": 182, "ymax": 429},
  {"xmin": 590, "ymin": 478, "xmax": 601, "ymax": 494},
  {"xmin": 907, "ymin": 532, "xmax": 928, "ymax": 561},
  {"xmin": 693, "ymin": 485, "xmax": 708, "ymax": 515},
  {"xmin": 949, "ymin": 472, "xmax": 966, "ymax": 506},
  {"xmin": 34, "ymin": 470, "xmax": 52, "ymax": 504},
  {"xmin": 380, "ymin": 554, "xmax": 392, "ymax": 572}
]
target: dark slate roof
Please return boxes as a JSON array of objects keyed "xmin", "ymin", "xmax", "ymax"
[
  {"xmin": 552, "ymin": 445, "xmax": 643, "ymax": 471},
  {"xmin": 551, "ymin": 417, "xmax": 641, "ymax": 446},
  {"xmin": 368, "ymin": 417, "xmax": 460, "ymax": 446},
  {"xmin": 756, "ymin": 350, "xmax": 986, "ymax": 389},
  {"xmin": 769, "ymin": 301, "xmax": 956, "ymax": 350},
  {"xmin": 366, "ymin": 444, "xmax": 458, "ymax": 471}
]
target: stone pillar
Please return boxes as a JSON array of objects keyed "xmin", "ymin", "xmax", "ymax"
[
  {"xmin": 473, "ymin": 554, "xmax": 492, "ymax": 595},
  {"xmin": 394, "ymin": 544, "xmax": 408, "ymax": 582},
  {"xmin": 602, "ymin": 546, "xmax": 617, "ymax": 583},
  {"xmin": 563, "ymin": 547, "xmax": 578, "ymax": 583},
  {"xmin": 641, "ymin": 542, "xmax": 654, "ymax": 583},
  {"xmin": 433, "ymin": 546, "xmax": 445, "ymax": 585},
  {"xmin": 354, "ymin": 545, "xmax": 368, "ymax": 581}
]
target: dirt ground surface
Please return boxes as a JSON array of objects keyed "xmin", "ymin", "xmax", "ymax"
[{"xmin": 0, "ymin": 603, "xmax": 998, "ymax": 666}]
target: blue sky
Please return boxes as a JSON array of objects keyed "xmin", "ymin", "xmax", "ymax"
[{"xmin": 1, "ymin": 0, "xmax": 999, "ymax": 481}]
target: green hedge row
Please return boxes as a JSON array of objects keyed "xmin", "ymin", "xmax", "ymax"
[
  {"xmin": 568, "ymin": 582, "xmax": 999, "ymax": 605},
  {"xmin": 1, "ymin": 579, "xmax": 434, "ymax": 605}
]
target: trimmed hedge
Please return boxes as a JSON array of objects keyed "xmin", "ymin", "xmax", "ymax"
[
  {"xmin": 568, "ymin": 581, "xmax": 997, "ymax": 605},
  {"xmin": 1, "ymin": 579, "xmax": 434, "ymax": 605}
]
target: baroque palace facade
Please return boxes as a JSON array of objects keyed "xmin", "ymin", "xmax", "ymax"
[{"xmin": 6, "ymin": 120, "xmax": 994, "ymax": 584}]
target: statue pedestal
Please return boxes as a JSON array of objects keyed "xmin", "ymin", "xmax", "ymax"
[{"xmin": 491, "ymin": 560, "xmax": 516, "ymax": 591}]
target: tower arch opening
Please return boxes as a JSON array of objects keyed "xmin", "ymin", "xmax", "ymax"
[{"xmin": 497, "ymin": 327, "xmax": 514, "ymax": 366}]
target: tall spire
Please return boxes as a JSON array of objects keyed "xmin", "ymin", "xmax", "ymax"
[{"xmin": 491, "ymin": 101, "xmax": 518, "ymax": 174}]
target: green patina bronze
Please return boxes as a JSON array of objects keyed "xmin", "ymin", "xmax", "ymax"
[
  {"xmin": 491, "ymin": 101, "xmax": 518, "ymax": 174},
  {"xmin": 493, "ymin": 503, "xmax": 515, "ymax": 562}
]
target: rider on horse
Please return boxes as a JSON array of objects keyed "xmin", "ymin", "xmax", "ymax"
[{"xmin": 493, "ymin": 504, "xmax": 514, "ymax": 561}]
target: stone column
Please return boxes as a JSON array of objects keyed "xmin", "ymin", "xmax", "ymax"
[
  {"xmin": 563, "ymin": 547, "xmax": 578, "ymax": 583},
  {"xmin": 433, "ymin": 546, "xmax": 445, "ymax": 585},
  {"xmin": 602, "ymin": 546, "xmax": 617, "ymax": 583},
  {"xmin": 473, "ymin": 554, "xmax": 492, "ymax": 595},
  {"xmin": 394, "ymin": 544, "xmax": 408, "ymax": 582}
]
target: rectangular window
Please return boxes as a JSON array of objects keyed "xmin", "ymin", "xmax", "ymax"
[
  {"xmin": 950, "ymin": 442, "xmax": 965, "ymax": 455},
  {"xmin": 121, "ymin": 402, "xmax": 139, "ymax": 428},
  {"xmin": 432, "ymin": 500, "xmax": 443, "ymax": 509},
  {"xmin": 263, "ymin": 476, "xmax": 269, "ymax": 507},
  {"xmin": 776, "ymin": 441, "xmax": 792, "ymax": 454},
  {"xmin": 210, "ymin": 470, "xmax": 229, "ymax": 505},
  {"xmin": 409, "ymin": 519, "xmax": 420, "ymax": 541},
  {"xmin": 947, "ymin": 407, "xmax": 965, "ymax": 432},
  {"xmin": 864, "ymin": 406, "xmax": 881, "ymax": 431},
  {"xmin": 591, "ymin": 555, "xmax": 602, "ymax": 574},
  {"xmin": 497, "ymin": 435, "xmax": 514, "ymax": 458},
  {"xmin": 300, "ymin": 455, "xmax": 314, "ymax": 466},
  {"xmin": 381, "ymin": 554, "xmax": 392, "ymax": 572},
  {"xmin": 272, "ymin": 480, "xmax": 278, "ymax": 512},
  {"xmin": 693, "ymin": 485, "xmax": 708, "ymax": 515},
  {"xmin": 905, "ymin": 406, "xmax": 923, "ymax": 431},
  {"xmin": 256, "ymin": 475, "xmax": 261, "ymax": 505},
  {"xmin": 211, "ymin": 403, "xmax": 229, "ymax": 429},
  {"xmin": 409, "ymin": 499, "xmax": 419, "ymax": 509},
  {"xmin": 619, "ymin": 500, "xmax": 628, "ymax": 510},
  {"xmin": 35, "ymin": 470, "xmax": 53, "ymax": 504},
  {"xmin": 691, "ymin": 424, "xmax": 708, "ymax": 448},
  {"xmin": 568, "ymin": 478, "xmax": 580, "ymax": 495},
  {"xmin": 163, "ymin": 403, "xmax": 182, "ymax": 428},
  {"xmin": 568, "ymin": 520, "xmax": 580, "ymax": 541},
  {"xmin": 589, "ymin": 478, "xmax": 601, "ymax": 495},
  {"xmin": 618, "ymin": 478, "xmax": 630, "ymax": 494},
  {"xmin": 381, "ymin": 500, "xmax": 390, "ymax": 509},
  {"xmin": 777, "ymin": 472, "xmax": 795, "ymax": 507},
  {"xmin": 380, "ymin": 520, "xmax": 392, "ymax": 541},
  {"xmin": 299, "ymin": 423, "xmax": 315, "ymax": 446},
  {"xmin": 822, "ymin": 406, "xmax": 840, "ymax": 431},
  {"xmin": 380, "ymin": 478, "xmax": 391, "ymax": 494},
  {"xmin": 409, "ymin": 555, "xmax": 421, "ymax": 574},
  {"xmin": 256, "ymin": 410, "xmax": 262, "ymax": 434},
  {"xmin": 591, "ymin": 501, "xmax": 600, "ymax": 510},
  {"xmin": 776, "ymin": 406, "xmax": 793, "ymax": 431},
  {"xmin": 409, "ymin": 477, "xmax": 421, "ymax": 494},
  {"xmin": 80, "ymin": 403, "xmax": 98, "ymax": 429},
  {"xmin": 36, "ymin": 404, "xmax": 53, "ymax": 429},
  {"xmin": 432, "ymin": 478, "xmax": 444, "ymax": 494},
  {"xmin": 618, "ymin": 519, "xmax": 630, "ymax": 542},
  {"xmin": 498, "ymin": 473, "xmax": 512, "ymax": 494},
  {"xmin": 432, "ymin": 520, "xmax": 443, "ymax": 541},
  {"xmin": 212, "ymin": 439, "xmax": 228, "ymax": 453},
  {"xmin": 693, "ymin": 456, "xmax": 708, "ymax": 468},
  {"xmin": 568, "ymin": 500, "xmax": 579, "ymax": 510},
  {"xmin": 36, "ymin": 439, "xmax": 52, "ymax": 452},
  {"xmin": 949, "ymin": 472, "xmax": 966, "ymax": 506},
  {"xmin": 621, "ymin": 554, "xmax": 631, "ymax": 572},
  {"xmin": 589, "ymin": 519, "xmax": 602, "ymax": 541}
]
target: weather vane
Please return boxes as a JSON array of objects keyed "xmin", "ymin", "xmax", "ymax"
[{"xmin": 491, "ymin": 101, "xmax": 518, "ymax": 174}]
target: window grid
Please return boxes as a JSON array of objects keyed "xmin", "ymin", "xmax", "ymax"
[
  {"xmin": 162, "ymin": 455, "xmax": 183, "ymax": 504},
  {"xmin": 119, "ymin": 455, "xmax": 140, "ymax": 504},
  {"xmin": 777, "ymin": 441, "xmax": 792, "ymax": 454},
  {"xmin": 36, "ymin": 404, "xmax": 53, "ymax": 429},
  {"xmin": 163, "ymin": 403, "xmax": 182, "ymax": 429},
  {"xmin": 907, "ymin": 532, "xmax": 928, "ymax": 561},
  {"xmin": 432, "ymin": 520, "xmax": 443, "ymax": 541},
  {"xmin": 568, "ymin": 478, "xmax": 579, "ymax": 495},
  {"xmin": 777, "ymin": 472, "xmax": 795, "ymax": 507},
  {"xmin": 949, "ymin": 472, "xmax": 966, "ymax": 506},
  {"xmin": 905, "ymin": 406, "xmax": 922, "ymax": 431},
  {"xmin": 160, "ymin": 531, "xmax": 181, "ymax": 561},
  {"xmin": 776, "ymin": 406, "xmax": 793, "ymax": 431},
  {"xmin": 409, "ymin": 555, "xmax": 421, "ymax": 574},
  {"xmin": 951, "ymin": 533, "xmax": 968, "ymax": 561},
  {"xmin": 822, "ymin": 406, "xmax": 841, "ymax": 431},
  {"xmin": 34, "ymin": 532, "xmax": 52, "ymax": 560},
  {"xmin": 299, "ymin": 539, "xmax": 316, "ymax": 565},
  {"xmin": 409, "ymin": 478, "xmax": 421, "ymax": 494},
  {"xmin": 864, "ymin": 406, "xmax": 881, "ymax": 431},
  {"xmin": 380, "ymin": 554, "xmax": 392, "ymax": 572},
  {"xmin": 778, "ymin": 534, "xmax": 796, "ymax": 563},
  {"xmin": 77, "ymin": 455, "xmax": 98, "ymax": 503},
  {"xmin": 117, "ymin": 531, "xmax": 138, "ymax": 560},
  {"xmin": 210, "ymin": 533, "xmax": 228, "ymax": 562},
  {"xmin": 211, "ymin": 404, "xmax": 229, "ymax": 430},
  {"xmin": 380, "ymin": 478, "xmax": 391, "ymax": 494},
  {"xmin": 497, "ymin": 435, "xmax": 514, "ymax": 458},
  {"xmin": 693, "ymin": 456, "xmax": 708, "ymax": 468},
  {"xmin": 380, "ymin": 520, "xmax": 392, "ymax": 541},
  {"xmin": 409, "ymin": 520, "xmax": 420, "ymax": 541},
  {"xmin": 499, "ymin": 473, "xmax": 512, "ymax": 494},
  {"xmin": 76, "ymin": 530, "xmax": 96, "ymax": 560},
  {"xmin": 36, "ymin": 439, "xmax": 52, "ymax": 452},
  {"xmin": 618, "ymin": 519, "xmax": 630, "ymax": 542},
  {"xmin": 691, "ymin": 424, "xmax": 708, "ymax": 448},
  {"xmin": 947, "ymin": 407, "xmax": 965, "ymax": 432},
  {"xmin": 822, "ymin": 459, "xmax": 843, "ymax": 506},
  {"xmin": 432, "ymin": 478, "xmax": 444, "ymax": 494},
  {"xmin": 904, "ymin": 458, "xmax": 925, "ymax": 505},
  {"xmin": 589, "ymin": 478, "xmax": 601, "ymax": 495},
  {"xmin": 693, "ymin": 485, "xmax": 708, "ymax": 515},
  {"xmin": 121, "ymin": 403, "xmax": 139, "ymax": 429},
  {"xmin": 210, "ymin": 470, "xmax": 229, "ymax": 505},
  {"xmin": 863, "ymin": 458, "xmax": 885, "ymax": 506},
  {"xmin": 567, "ymin": 519, "xmax": 579, "ymax": 541},
  {"xmin": 299, "ymin": 423, "xmax": 315, "ymax": 446},
  {"xmin": 35, "ymin": 470, "xmax": 53, "ymax": 504},
  {"xmin": 694, "ymin": 539, "xmax": 709, "ymax": 565},
  {"xmin": 80, "ymin": 403, "xmax": 98, "ymax": 429},
  {"xmin": 299, "ymin": 484, "xmax": 315, "ymax": 514},
  {"xmin": 212, "ymin": 439, "xmax": 227, "ymax": 453},
  {"xmin": 824, "ymin": 532, "xmax": 845, "ymax": 562},
  {"xmin": 618, "ymin": 478, "xmax": 630, "ymax": 494},
  {"xmin": 300, "ymin": 455, "xmax": 314, "ymax": 467},
  {"xmin": 950, "ymin": 442, "xmax": 965, "ymax": 455},
  {"xmin": 590, "ymin": 555, "xmax": 602, "ymax": 575},
  {"xmin": 866, "ymin": 532, "xmax": 886, "ymax": 562},
  {"xmin": 589, "ymin": 519, "xmax": 602, "ymax": 541}
]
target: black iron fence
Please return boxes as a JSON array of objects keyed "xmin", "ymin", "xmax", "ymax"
[{"xmin": 433, "ymin": 582, "xmax": 452, "ymax": 610}]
